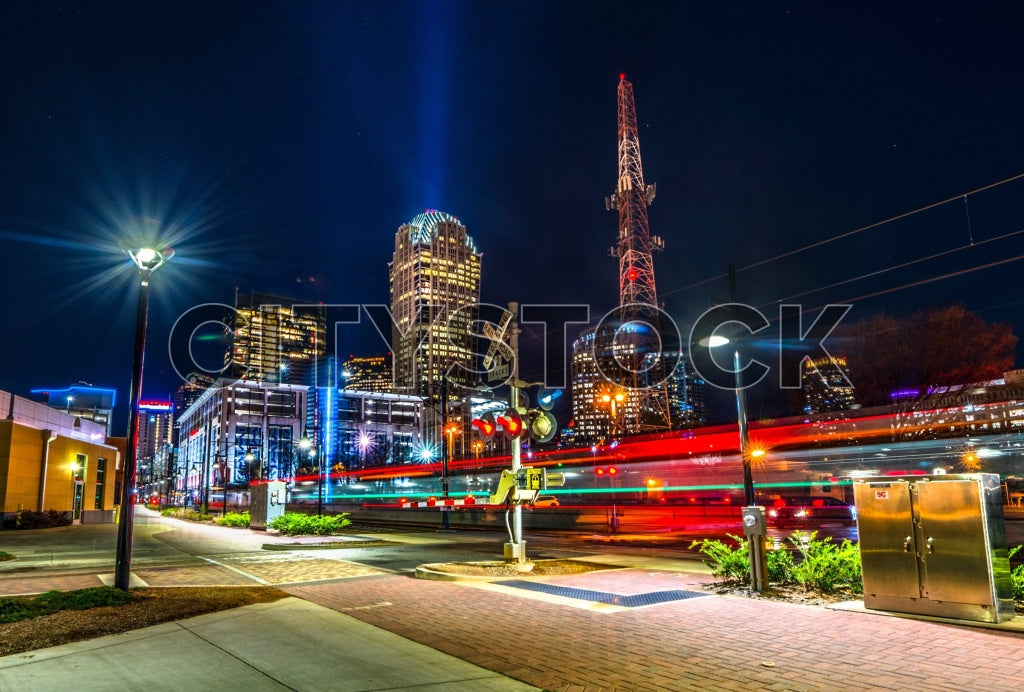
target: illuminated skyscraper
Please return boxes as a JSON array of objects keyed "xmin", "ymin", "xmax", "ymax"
[
  {"xmin": 228, "ymin": 290, "xmax": 327, "ymax": 386},
  {"xmin": 342, "ymin": 354, "xmax": 393, "ymax": 393},
  {"xmin": 389, "ymin": 210, "xmax": 482, "ymax": 442},
  {"xmin": 802, "ymin": 356, "xmax": 859, "ymax": 414}
]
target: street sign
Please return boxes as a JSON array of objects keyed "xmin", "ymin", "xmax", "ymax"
[{"xmin": 483, "ymin": 310, "xmax": 514, "ymax": 382}]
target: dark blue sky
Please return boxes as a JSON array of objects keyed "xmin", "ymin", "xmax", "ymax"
[{"xmin": 2, "ymin": 1, "xmax": 1023, "ymax": 426}]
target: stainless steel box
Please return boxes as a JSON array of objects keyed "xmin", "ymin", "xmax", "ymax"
[{"xmin": 853, "ymin": 473, "xmax": 1014, "ymax": 623}]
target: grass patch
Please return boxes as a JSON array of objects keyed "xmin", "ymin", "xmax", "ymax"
[
  {"xmin": 0, "ymin": 551, "xmax": 14, "ymax": 562},
  {"xmin": 1, "ymin": 587, "xmax": 138, "ymax": 623}
]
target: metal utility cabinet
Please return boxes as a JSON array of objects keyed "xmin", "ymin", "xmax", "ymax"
[
  {"xmin": 249, "ymin": 481, "xmax": 288, "ymax": 530},
  {"xmin": 853, "ymin": 473, "xmax": 1014, "ymax": 623}
]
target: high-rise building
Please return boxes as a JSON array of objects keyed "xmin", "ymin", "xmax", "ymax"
[
  {"xmin": 666, "ymin": 354, "xmax": 708, "ymax": 429},
  {"xmin": 342, "ymin": 354, "xmax": 393, "ymax": 393},
  {"xmin": 228, "ymin": 290, "xmax": 327, "ymax": 386},
  {"xmin": 802, "ymin": 356, "xmax": 859, "ymax": 414},
  {"xmin": 175, "ymin": 379, "xmax": 309, "ymax": 505},
  {"xmin": 136, "ymin": 400, "xmax": 174, "ymax": 487},
  {"xmin": 389, "ymin": 210, "xmax": 482, "ymax": 441},
  {"xmin": 137, "ymin": 401, "xmax": 173, "ymax": 462}
]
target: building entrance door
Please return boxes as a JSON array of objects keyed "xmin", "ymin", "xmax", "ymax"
[{"xmin": 72, "ymin": 480, "xmax": 84, "ymax": 524}]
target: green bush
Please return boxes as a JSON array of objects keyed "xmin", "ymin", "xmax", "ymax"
[
  {"xmin": 1009, "ymin": 546, "xmax": 1024, "ymax": 604},
  {"xmin": 216, "ymin": 511, "xmax": 251, "ymax": 528},
  {"xmin": 161, "ymin": 507, "xmax": 212, "ymax": 522},
  {"xmin": 788, "ymin": 531, "xmax": 863, "ymax": 594},
  {"xmin": 268, "ymin": 512, "xmax": 351, "ymax": 536},
  {"xmin": 4, "ymin": 509, "xmax": 72, "ymax": 530},
  {"xmin": 0, "ymin": 587, "xmax": 138, "ymax": 623},
  {"xmin": 766, "ymin": 545, "xmax": 795, "ymax": 583},
  {"xmin": 690, "ymin": 534, "xmax": 749, "ymax": 581}
]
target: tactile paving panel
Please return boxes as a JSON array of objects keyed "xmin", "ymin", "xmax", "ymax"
[{"xmin": 496, "ymin": 580, "xmax": 708, "ymax": 607}]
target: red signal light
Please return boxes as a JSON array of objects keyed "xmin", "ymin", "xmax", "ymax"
[
  {"xmin": 607, "ymin": 466, "xmax": 618, "ymax": 475},
  {"xmin": 497, "ymin": 409, "xmax": 524, "ymax": 438},
  {"xmin": 627, "ymin": 267, "xmax": 638, "ymax": 282},
  {"xmin": 472, "ymin": 416, "xmax": 496, "ymax": 439}
]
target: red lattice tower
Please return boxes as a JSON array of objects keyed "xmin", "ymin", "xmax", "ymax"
[{"xmin": 603, "ymin": 73, "xmax": 671, "ymax": 433}]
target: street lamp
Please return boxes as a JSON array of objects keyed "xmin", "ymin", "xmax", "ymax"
[
  {"xmin": 695, "ymin": 264, "xmax": 767, "ymax": 592},
  {"xmin": 441, "ymin": 421, "xmax": 460, "ymax": 530},
  {"xmin": 114, "ymin": 243, "xmax": 173, "ymax": 592},
  {"xmin": 299, "ymin": 431, "xmax": 322, "ymax": 516},
  {"xmin": 598, "ymin": 390, "xmax": 625, "ymax": 441}
]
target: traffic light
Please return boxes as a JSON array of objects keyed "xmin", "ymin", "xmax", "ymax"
[
  {"xmin": 528, "ymin": 409, "xmax": 558, "ymax": 443},
  {"xmin": 471, "ymin": 412, "xmax": 496, "ymax": 439},
  {"xmin": 497, "ymin": 408, "xmax": 524, "ymax": 438},
  {"xmin": 595, "ymin": 466, "xmax": 618, "ymax": 477}
]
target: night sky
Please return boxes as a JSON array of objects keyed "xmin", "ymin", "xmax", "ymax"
[{"xmin": 2, "ymin": 1, "xmax": 1023, "ymax": 428}]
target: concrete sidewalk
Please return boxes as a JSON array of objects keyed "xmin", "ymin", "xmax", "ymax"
[{"xmin": 0, "ymin": 596, "xmax": 538, "ymax": 691}]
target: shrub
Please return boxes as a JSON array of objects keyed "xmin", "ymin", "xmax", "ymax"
[
  {"xmin": 788, "ymin": 531, "xmax": 863, "ymax": 594},
  {"xmin": 216, "ymin": 511, "xmax": 251, "ymax": 528},
  {"xmin": 268, "ymin": 512, "xmax": 351, "ymax": 536},
  {"xmin": 690, "ymin": 534, "xmax": 749, "ymax": 582},
  {"xmin": 161, "ymin": 507, "xmax": 212, "ymax": 522},
  {"xmin": 1010, "ymin": 546, "xmax": 1024, "ymax": 605},
  {"xmin": 9, "ymin": 510, "xmax": 72, "ymax": 530},
  {"xmin": 766, "ymin": 545, "xmax": 795, "ymax": 583}
]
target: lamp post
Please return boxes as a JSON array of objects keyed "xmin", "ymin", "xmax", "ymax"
[
  {"xmin": 299, "ymin": 431, "xmax": 321, "ymax": 515},
  {"xmin": 727, "ymin": 264, "xmax": 767, "ymax": 592},
  {"xmin": 599, "ymin": 390, "xmax": 625, "ymax": 441},
  {"xmin": 441, "ymin": 421, "xmax": 460, "ymax": 530},
  {"xmin": 114, "ymin": 244, "xmax": 173, "ymax": 592}
]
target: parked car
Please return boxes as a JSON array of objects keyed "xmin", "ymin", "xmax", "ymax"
[
  {"xmin": 766, "ymin": 496, "xmax": 857, "ymax": 527},
  {"xmin": 532, "ymin": 495, "xmax": 560, "ymax": 508}
]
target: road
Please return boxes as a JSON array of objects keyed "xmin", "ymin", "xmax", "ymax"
[{"xmin": 0, "ymin": 506, "xmax": 1021, "ymax": 588}]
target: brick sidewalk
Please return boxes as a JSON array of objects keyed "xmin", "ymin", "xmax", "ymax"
[{"xmin": 287, "ymin": 569, "xmax": 1024, "ymax": 691}]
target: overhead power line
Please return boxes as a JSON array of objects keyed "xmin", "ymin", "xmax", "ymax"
[{"xmin": 661, "ymin": 170, "xmax": 1024, "ymax": 299}]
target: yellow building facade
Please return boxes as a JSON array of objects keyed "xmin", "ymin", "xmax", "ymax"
[{"xmin": 0, "ymin": 393, "xmax": 120, "ymax": 526}]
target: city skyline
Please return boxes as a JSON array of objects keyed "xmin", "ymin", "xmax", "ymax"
[{"xmin": 2, "ymin": 2, "xmax": 1024, "ymax": 430}]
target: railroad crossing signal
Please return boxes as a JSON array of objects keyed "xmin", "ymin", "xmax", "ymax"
[
  {"xmin": 472, "ymin": 413, "xmax": 496, "ymax": 439},
  {"xmin": 497, "ymin": 408, "xmax": 524, "ymax": 438}
]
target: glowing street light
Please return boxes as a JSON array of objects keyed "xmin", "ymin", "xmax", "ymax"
[
  {"xmin": 598, "ymin": 390, "xmax": 626, "ymax": 441},
  {"xmin": 114, "ymin": 243, "xmax": 173, "ymax": 592}
]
